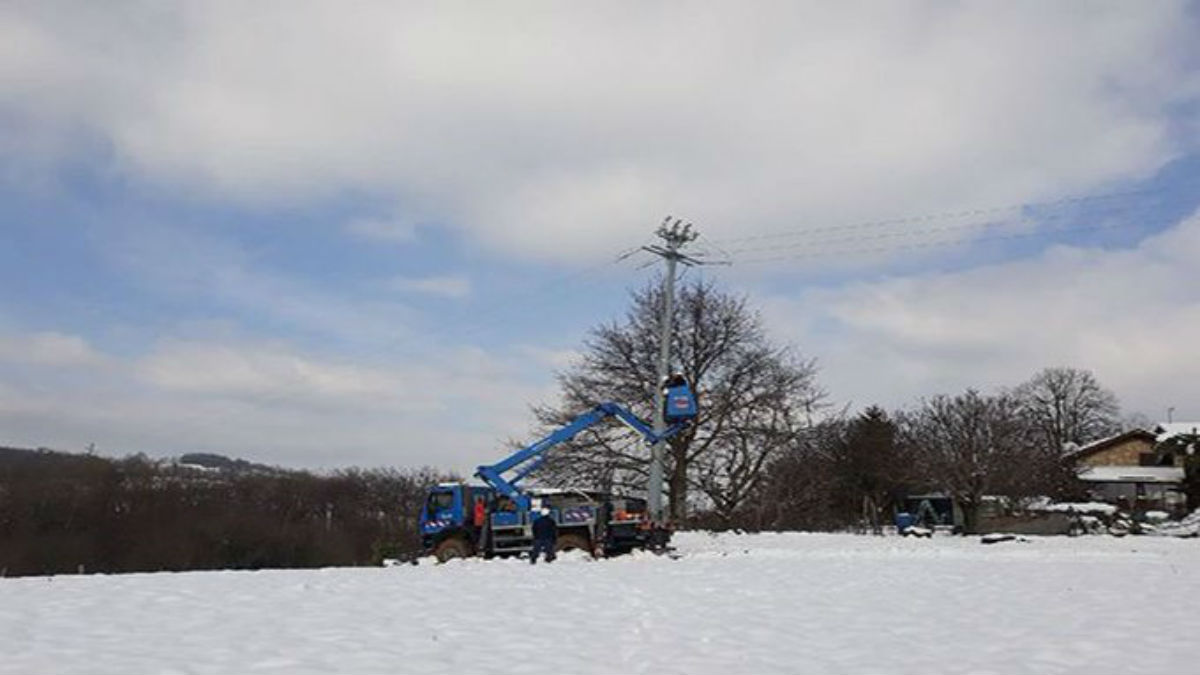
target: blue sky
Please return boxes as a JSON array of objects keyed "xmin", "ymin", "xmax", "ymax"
[{"xmin": 2, "ymin": 2, "xmax": 1199, "ymax": 472}]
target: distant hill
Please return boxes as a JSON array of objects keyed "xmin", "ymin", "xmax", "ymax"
[
  {"xmin": 0, "ymin": 445, "xmax": 281, "ymax": 475},
  {"xmin": 177, "ymin": 452, "xmax": 280, "ymax": 474},
  {"xmin": 0, "ymin": 445, "xmax": 109, "ymax": 470}
]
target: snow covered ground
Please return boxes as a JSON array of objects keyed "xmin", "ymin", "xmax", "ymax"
[{"xmin": 3, "ymin": 532, "xmax": 1198, "ymax": 674}]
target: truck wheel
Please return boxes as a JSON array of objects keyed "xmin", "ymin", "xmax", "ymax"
[
  {"xmin": 555, "ymin": 533, "xmax": 591, "ymax": 555},
  {"xmin": 433, "ymin": 537, "xmax": 471, "ymax": 563}
]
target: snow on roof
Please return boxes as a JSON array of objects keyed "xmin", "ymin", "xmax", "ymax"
[
  {"xmin": 1154, "ymin": 422, "xmax": 1200, "ymax": 444},
  {"xmin": 1069, "ymin": 429, "xmax": 1156, "ymax": 459},
  {"xmin": 1077, "ymin": 465, "xmax": 1184, "ymax": 484},
  {"xmin": 1075, "ymin": 432, "xmax": 1122, "ymax": 450}
]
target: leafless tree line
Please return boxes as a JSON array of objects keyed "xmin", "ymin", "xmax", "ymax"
[
  {"xmin": 534, "ymin": 280, "xmax": 1126, "ymax": 534},
  {"xmin": 0, "ymin": 448, "xmax": 447, "ymax": 577},
  {"xmin": 680, "ymin": 380, "xmax": 1114, "ymax": 534},
  {"xmin": 0, "ymin": 279, "xmax": 1139, "ymax": 577}
]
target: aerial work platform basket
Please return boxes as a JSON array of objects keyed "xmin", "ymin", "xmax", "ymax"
[{"xmin": 664, "ymin": 382, "xmax": 697, "ymax": 422}]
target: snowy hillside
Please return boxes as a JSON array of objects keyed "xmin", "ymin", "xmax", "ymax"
[{"xmin": 3, "ymin": 532, "xmax": 1197, "ymax": 674}]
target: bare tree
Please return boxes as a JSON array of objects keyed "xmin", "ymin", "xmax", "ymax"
[
  {"xmin": 533, "ymin": 279, "xmax": 824, "ymax": 522},
  {"xmin": 689, "ymin": 359, "xmax": 815, "ymax": 524},
  {"xmin": 741, "ymin": 421, "xmax": 844, "ymax": 531},
  {"xmin": 902, "ymin": 390, "xmax": 1067, "ymax": 534},
  {"xmin": 1120, "ymin": 411, "xmax": 1154, "ymax": 432},
  {"xmin": 1012, "ymin": 367, "xmax": 1120, "ymax": 452}
]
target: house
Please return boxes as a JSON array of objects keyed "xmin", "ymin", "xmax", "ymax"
[
  {"xmin": 1070, "ymin": 428, "xmax": 1187, "ymax": 514},
  {"xmin": 1153, "ymin": 422, "xmax": 1200, "ymax": 451}
]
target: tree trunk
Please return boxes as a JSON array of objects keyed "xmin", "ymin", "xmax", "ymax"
[
  {"xmin": 668, "ymin": 444, "xmax": 689, "ymax": 523},
  {"xmin": 960, "ymin": 499, "xmax": 981, "ymax": 535}
]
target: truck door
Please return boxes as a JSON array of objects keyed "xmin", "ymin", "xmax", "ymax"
[{"xmin": 420, "ymin": 488, "xmax": 460, "ymax": 536}]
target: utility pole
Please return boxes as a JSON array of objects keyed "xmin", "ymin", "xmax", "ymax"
[{"xmin": 642, "ymin": 216, "xmax": 701, "ymax": 524}]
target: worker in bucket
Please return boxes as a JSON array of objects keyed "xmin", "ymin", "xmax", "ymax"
[
  {"xmin": 664, "ymin": 372, "xmax": 687, "ymax": 390},
  {"xmin": 530, "ymin": 507, "xmax": 557, "ymax": 564}
]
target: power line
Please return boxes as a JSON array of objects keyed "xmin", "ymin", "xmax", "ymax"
[
  {"xmin": 702, "ymin": 183, "xmax": 1182, "ymax": 246},
  {"xmin": 693, "ymin": 231, "xmax": 736, "ymax": 265},
  {"xmin": 713, "ymin": 198, "xmax": 1152, "ymax": 256},
  {"xmin": 730, "ymin": 217, "xmax": 1146, "ymax": 265},
  {"xmin": 399, "ymin": 179, "xmax": 1182, "ymax": 344}
]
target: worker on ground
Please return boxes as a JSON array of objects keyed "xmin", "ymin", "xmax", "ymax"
[
  {"xmin": 473, "ymin": 496, "xmax": 486, "ymax": 528},
  {"xmin": 530, "ymin": 507, "xmax": 557, "ymax": 565}
]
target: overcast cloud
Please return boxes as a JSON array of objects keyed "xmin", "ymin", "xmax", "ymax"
[
  {"xmin": 1, "ymin": 2, "xmax": 1197, "ymax": 469},
  {"xmin": 764, "ymin": 207, "xmax": 1200, "ymax": 415},
  {"xmin": 5, "ymin": 2, "xmax": 1197, "ymax": 256}
]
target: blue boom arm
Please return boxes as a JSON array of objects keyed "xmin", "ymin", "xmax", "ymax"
[{"xmin": 475, "ymin": 401, "xmax": 692, "ymax": 510}]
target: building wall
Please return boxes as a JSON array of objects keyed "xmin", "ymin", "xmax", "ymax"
[{"xmin": 1077, "ymin": 438, "xmax": 1157, "ymax": 467}]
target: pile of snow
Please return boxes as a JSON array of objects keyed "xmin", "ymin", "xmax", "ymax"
[
  {"xmin": 1028, "ymin": 500, "xmax": 1118, "ymax": 516},
  {"xmin": 979, "ymin": 533, "xmax": 1029, "ymax": 544},
  {"xmin": 1153, "ymin": 509, "xmax": 1200, "ymax": 538},
  {"xmin": 3, "ymin": 532, "xmax": 1200, "ymax": 674}
]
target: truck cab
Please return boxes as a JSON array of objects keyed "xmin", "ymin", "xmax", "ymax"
[{"xmin": 420, "ymin": 483, "xmax": 493, "ymax": 556}]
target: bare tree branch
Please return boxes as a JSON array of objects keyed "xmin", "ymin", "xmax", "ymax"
[{"xmin": 533, "ymin": 278, "xmax": 825, "ymax": 523}]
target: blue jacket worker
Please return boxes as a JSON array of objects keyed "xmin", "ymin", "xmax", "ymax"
[{"xmin": 530, "ymin": 508, "xmax": 557, "ymax": 564}]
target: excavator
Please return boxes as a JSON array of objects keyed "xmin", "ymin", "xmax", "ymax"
[{"xmin": 419, "ymin": 379, "xmax": 698, "ymax": 562}]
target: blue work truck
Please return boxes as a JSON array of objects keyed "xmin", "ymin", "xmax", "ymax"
[
  {"xmin": 419, "ymin": 382, "xmax": 697, "ymax": 562},
  {"xmin": 420, "ymin": 485, "xmax": 655, "ymax": 560}
]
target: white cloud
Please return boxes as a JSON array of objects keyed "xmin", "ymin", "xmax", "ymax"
[
  {"xmin": 765, "ymin": 208, "xmax": 1200, "ymax": 420},
  {"xmin": 388, "ymin": 274, "xmax": 471, "ymax": 299},
  {"xmin": 0, "ymin": 332, "xmax": 107, "ymax": 367},
  {"xmin": 136, "ymin": 341, "xmax": 399, "ymax": 403},
  {"xmin": 0, "ymin": 333, "xmax": 556, "ymax": 472},
  {"xmin": 2, "ymin": 3, "xmax": 1196, "ymax": 261},
  {"xmin": 344, "ymin": 217, "xmax": 417, "ymax": 244},
  {"xmin": 517, "ymin": 345, "xmax": 583, "ymax": 371}
]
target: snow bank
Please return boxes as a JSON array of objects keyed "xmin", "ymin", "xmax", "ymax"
[
  {"xmin": 1153, "ymin": 509, "xmax": 1200, "ymax": 538},
  {"xmin": 1029, "ymin": 501, "xmax": 1118, "ymax": 516},
  {"xmin": 2, "ymin": 532, "xmax": 1198, "ymax": 674}
]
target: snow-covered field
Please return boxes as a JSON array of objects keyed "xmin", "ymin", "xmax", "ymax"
[{"xmin": 3, "ymin": 532, "xmax": 1198, "ymax": 674}]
